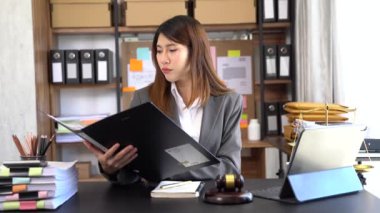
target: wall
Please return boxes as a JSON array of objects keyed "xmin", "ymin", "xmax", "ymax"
[{"xmin": 0, "ymin": 0, "xmax": 37, "ymax": 162}]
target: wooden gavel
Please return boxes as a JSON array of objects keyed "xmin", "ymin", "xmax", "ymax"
[{"xmin": 216, "ymin": 174, "xmax": 244, "ymax": 192}]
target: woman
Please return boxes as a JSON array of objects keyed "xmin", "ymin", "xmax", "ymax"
[{"xmin": 84, "ymin": 15, "xmax": 242, "ymax": 184}]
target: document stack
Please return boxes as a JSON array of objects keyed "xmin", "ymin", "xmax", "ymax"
[
  {"xmin": 282, "ymin": 102, "xmax": 356, "ymax": 142},
  {"xmin": 0, "ymin": 161, "xmax": 78, "ymax": 211}
]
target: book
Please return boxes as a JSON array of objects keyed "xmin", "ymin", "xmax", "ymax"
[
  {"xmin": 44, "ymin": 102, "xmax": 220, "ymax": 181},
  {"xmin": 0, "ymin": 183, "xmax": 77, "ymax": 202},
  {"xmin": 0, "ymin": 191, "xmax": 57, "ymax": 202},
  {"xmin": 0, "ymin": 161, "xmax": 77, "ymax": 179},
  {"xmin": 0, "ymin": 177, "xmax": 57, "ymax": 186},
  {"xmin": 150, "ymin": 181, "xmax": 204, "ymax": 198},
  {"xmin": 0, "ymin": 176, "xmax": 77, "ymax": 195},
  {"xmin": 0, "ymin": 189, "xmax": 77, "ymax": 211}
]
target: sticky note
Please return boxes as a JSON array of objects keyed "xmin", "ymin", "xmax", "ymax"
[
  {"xmin": 240, "ymin": 113, "xmax": 248, "ymax": 128},
  {"xmin": 241, "ymin": 113, "xmax": 248, "ymax": 120},
  {"xmin": 13, "ymin": 177, "xmax": 30, "ymax": 184},
  {"xmin": 228, "ymin": 50, "xmax": 240, "ymax": 57},
  {"xmin": 20, "ymin": 201, "xmax": 37, "ymax": 210},
  {"xmin": 37, "ymin": 200, "xmax": 45, "ymax": 209},
  {"xmin": 210, "ymin": 46, "xmax": 217, "ymax": 69},
  {"xmin": 122, "ymin": 86, "xmax": 136, "ymax": 92},
  {"xmin": 130, "ymin": 59, "xmax": 143, "ymax": 72},
  {"xmin": 29, "ymin": 168, "xmax": 43, "ymax": 176},
  {"xmin": 13, "ymin": 185, "xmax": 27, "ymax": 193},
  {"xmin": 3, "ymin": 202, "xmax": 20, "ymax": 210},
  {"xmin": 0, "ymin": 167, "xmax": 10, "ymax": 177},
  {"xmin": 242, "ymin": 96, "xmax": 247, "ymax": 109},
  {"xmin": 137, "ymin": 47, "xmax": 151, "ymax": 60}
]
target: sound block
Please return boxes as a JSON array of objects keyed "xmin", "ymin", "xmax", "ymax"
[{"xmin": 203, "ymin": 189, "xmax": 253, "ymax": 205}]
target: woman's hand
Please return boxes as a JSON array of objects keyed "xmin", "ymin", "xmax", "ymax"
[{"xmin": 83, "ymin": 141, "xmax": 138, "ymax": 175}]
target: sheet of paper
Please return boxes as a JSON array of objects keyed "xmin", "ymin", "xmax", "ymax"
[
  {"xmin": 52, "ymin": 62, "xmax": 63, "ymax": 82},
  {"xmin": 278, "ymin": 0, "xmax": 289, "ymax": 20},
  {"xmin": 280, "ymin": 56, "xmax": 290, "ymax": 77},
  {"xmin": 97, "ymin": 61, "xmax": 108, "ymax": 81},
  {"xmin": 127, "ymin": 60, "xmax": 156, "ymax": 90},
  {"xmin": 216, "ymin": 56, "xmax": 253, "ymax": 95},
  {"xmin": 165, "ymin": 144, "xmax": 209, "ymax": 167},
  {"xmin": 264, "ymin": 0, "xmax": 275, "ymax": 19}
]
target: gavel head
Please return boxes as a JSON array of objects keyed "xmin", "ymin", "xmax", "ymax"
[{"xmin": 216, "ymin": 174, "xmax": 244, "ymax": 192}]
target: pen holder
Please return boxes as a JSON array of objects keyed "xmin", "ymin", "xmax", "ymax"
[{"xmin": 20, "ymin": 155, "xmax": 46, "ymax": 161}]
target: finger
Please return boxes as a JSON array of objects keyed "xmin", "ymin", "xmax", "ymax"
[
  {"xmin": 103, "ymin": 143, "xmax": 120, "ymax": 160},
  {"xmin": 115, "ymin": 152, "xmax": 138, "ymax": 169},
  {"xmin": 112, "ymin": 146, "xmax": 138, "ymax": 168},
  {"xmin": 113, "ymin": 145, "xmax": 136, "ymax": 161}
]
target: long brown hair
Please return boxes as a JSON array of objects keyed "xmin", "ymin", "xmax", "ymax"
[{"xmin": 149, "ymin": 15, "xmax": 231, "ymax": 115}]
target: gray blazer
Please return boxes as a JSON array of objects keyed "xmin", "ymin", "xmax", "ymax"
[{"xmin": 112, "ymin": 86, "xmax": 242, "ymax": 183}]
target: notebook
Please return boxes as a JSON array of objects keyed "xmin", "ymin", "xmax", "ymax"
[
  {"xmin": 150, "ymin": 181, "xmax": 204, "ymax": 198},
  {"xmin": 252, "ymin": 124, "xmax": 366, "ymax": 203},
  {"xmin": 44, "ymin": 102, "xmax": 220, "ymax": 181}
]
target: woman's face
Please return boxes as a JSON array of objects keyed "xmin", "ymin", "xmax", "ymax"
[{"xmin": 156, "ymin": 33, "xmax": 190, "ymax": 84}]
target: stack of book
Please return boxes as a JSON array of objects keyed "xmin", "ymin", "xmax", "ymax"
[{"xmin": 0, "ymin": 161, "xmax": 78, "ymax": 211}]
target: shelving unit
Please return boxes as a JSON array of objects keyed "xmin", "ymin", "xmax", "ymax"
[
  {"xmin": 255, "ymin": 0, "xmax": 296, "ymax": 178},
  {"xmin": 32, "ymin": 0, "xmax": 295, "ymax": 180}
]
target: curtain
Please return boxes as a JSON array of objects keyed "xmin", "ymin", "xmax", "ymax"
[
  {"xmin": 334, "ymin": 0, "xmax": 380, "ymax": 138},
  {"xmin": 295, "ymin": 0, "xmax": 336, "ymax": 103}
]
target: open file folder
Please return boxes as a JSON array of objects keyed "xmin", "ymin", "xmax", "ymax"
[
  {"xmin": 253, "ymin": 124, "xmax": 366, "ymax": 203},
  {"xmin": 45, "ymin": 102, "xmax": 219, "ymax": 181}
]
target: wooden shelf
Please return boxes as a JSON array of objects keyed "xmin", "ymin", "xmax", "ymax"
[
  {"xmin": 52, "ymin": 27, "xmax": 115, "ymax": 35},
  {"xmin": 242, "ymin": 139, "xmax": 272, "ymax": 148},
  {"xmin": 262, "ymin": 22, "xmax": 291, "ymax": 29},
  {"xmin": 255, "ymin": 79, "xmax": 292, "ymax": 85},
  {"xmin": 50, "ymin": 83, "xmax": 117, "ymax": 90},
  {"xmin": 51, "ymin": 22, "xmax": 291, "ymax": 35},
  {"xmin": 204, "ymin": 24, "xmax": 257, "ymax": 32},
  {"xmin": 119, "ymin": 26, "xmax": 158, "ymax": 33},
  {"xmin": 262, "ymin": 136, "xmax": 292, "ymax": 155}
]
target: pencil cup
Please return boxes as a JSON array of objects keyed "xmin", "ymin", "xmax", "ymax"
[{"xmin": 20, "ymin": 155, "xmax": 46, "ymax": 161}]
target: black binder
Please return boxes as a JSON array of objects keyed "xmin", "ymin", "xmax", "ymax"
[
  {"xmin": 262, "ymin": 0, "xmax": 277, "ymax": 22},
  {"xmin": 64, "ymin": 50, "xmax": 80, "ymax": 84},
  {"xmin": 264, "ymin": 102, "xmax": 280, "ymax": 136},
  {"xmin": 50, "ymin": 50, "xmax": 65, "ymax": 84},
  {"xmin": 277, "ymin": 0, "xmax": 290, "ymax": 22},
  {"xmin": 80, "ymin": 50, "xmax": 95, "ymax": 84},
  {"xmin": 263, "ymin": 45, "xmax": 278, "ymax": 79},
  {"xmin": 45, "ymin": 102, "xmax": 219, "ymax": 181},
  {"xmin": 278, "ymin": 45, "xmax": 291, "ymax": 79},
  {"xmin": 95, "ymin": 49, "xmax": 113, "ymax": 83}
]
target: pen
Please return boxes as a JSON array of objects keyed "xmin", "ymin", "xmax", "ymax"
[{"xmin": 160, "ymin": 181, "xmax": 192, "ymax": 189}]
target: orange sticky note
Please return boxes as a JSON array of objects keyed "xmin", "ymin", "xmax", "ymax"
[
  {"xmin": 123, "ymin": 86, "xmax": 136, "ymax": 92},
  {"xmin": 130, "ymin": 59, "xmax": 143, "ymax": 72},
  {"xmin": 13, "ymin": 184, "xmax": 27, "ymax": 193}
]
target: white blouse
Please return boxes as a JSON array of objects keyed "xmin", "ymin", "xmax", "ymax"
[{"xmin": 171, "ymin": 83, "xmax": 203, "ymax": 142}]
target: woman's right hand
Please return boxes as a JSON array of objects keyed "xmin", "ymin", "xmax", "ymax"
[{"xmin": 83, "ymin": 141, "xmax": 138, "ymax": 175}]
